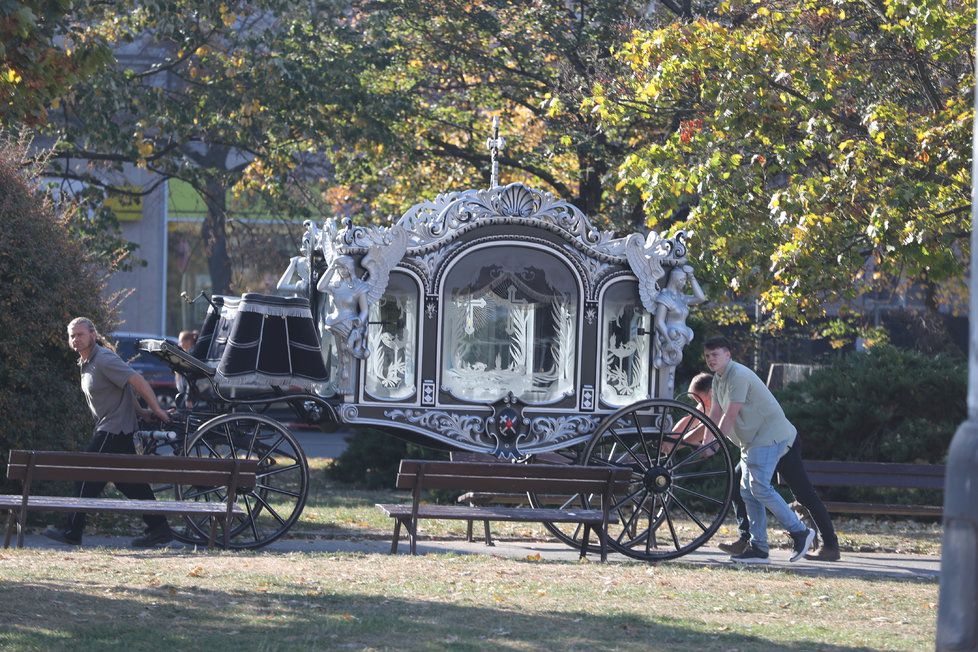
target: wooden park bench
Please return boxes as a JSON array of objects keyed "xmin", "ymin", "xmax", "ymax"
[
  {"xmin": 783, "ymin": 460, "xmax": 945, "ymax": 519},
  {"xmin": 1, "ymin": 450, "xmax": 258, "ymax": 549},
  {"xmin": 376, "ymin": 459, "xmax": 632, "ymax": 561}
]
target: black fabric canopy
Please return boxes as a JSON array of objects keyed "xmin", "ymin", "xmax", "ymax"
[
  {"xmin": 214, "ymin": 293, "xmax": 329, "ymax": 390},
  {"xmin": 189, "ymin": 294, "xmax": 241, "ymax": 366}
]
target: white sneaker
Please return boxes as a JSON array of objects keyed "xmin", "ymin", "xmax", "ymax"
[{"xmin": 789, "ymin": 528, "xmax": 816, "ymax": 562}]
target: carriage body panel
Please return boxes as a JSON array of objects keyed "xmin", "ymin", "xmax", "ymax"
[{"xmin": 306, "ymin": 182, "xmax": 699, "ymax": 458}]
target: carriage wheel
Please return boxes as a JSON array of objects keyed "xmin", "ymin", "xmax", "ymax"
[
  {"xmin": 580, "ymin": 398, "xmax": 733, "ymax": 561},
  {"xmin": 176, "ymin": 413, "xmax": 310, "ymax": 549}
]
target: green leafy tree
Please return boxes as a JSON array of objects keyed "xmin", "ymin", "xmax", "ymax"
[
  {"xmin": 42, "ymin": 1, "xmax": 391, "ymax": 293},
  {"xmin": 592, "ymin": 0, "xmax": 972, "ymax": 328},
  {"xmin": 337, "ymin": 0, "xmax": 690, "ymax": 226},
  {"xmin": 0, "ymin": 135, "xmax": 119, "ymax": 476},
  {"xmin": 0, "ymin": 0, "xmax": 112, "ymax": 127}
]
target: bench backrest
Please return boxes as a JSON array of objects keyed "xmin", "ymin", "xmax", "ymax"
[
  {"xmin": 7, "ymin": 450, "xmax": 258, "ymax": 490},
  {"xmin": 801, "ymin": 460, "xmax": 945, "ymax": 490},
  {"xmin": 396, "ymin": 460, "xmax": 632, "ymax": 494}
]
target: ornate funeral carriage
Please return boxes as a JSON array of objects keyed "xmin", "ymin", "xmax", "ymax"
[{"xmin": 141, "ymin": 142, "xmax": 735, "ymax": 560}]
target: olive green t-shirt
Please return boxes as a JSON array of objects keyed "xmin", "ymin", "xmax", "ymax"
[
  {"xmin": 78, "ymin": 345, "xmax": 139, "ymax": 434},
  {"xmin": 712, "ymin": 360, "xmax": 796, "ymax": 450}
]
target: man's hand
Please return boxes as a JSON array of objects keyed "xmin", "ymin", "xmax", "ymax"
[{"xmin": 128, "ymin": 374, "xmax": 170, "ymax": 423}]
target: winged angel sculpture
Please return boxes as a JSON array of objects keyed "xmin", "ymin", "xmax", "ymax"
[
  {"xmin": 316, "ymin": 224, "xmax": 409, "ymax": 394},
  {"xmin": 624, "ymin": 231, "xmax": 706, "ymax": 395}
]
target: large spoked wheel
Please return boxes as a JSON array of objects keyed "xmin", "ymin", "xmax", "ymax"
[
  {"xmin": 584, "ymin": 398, "xmax": 733, "ymax": 561},
  {"xmin": 177, "ymin": 413, "xmax": 310, "ymax": 549}
]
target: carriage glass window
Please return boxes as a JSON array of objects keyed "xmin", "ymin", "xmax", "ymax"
[
  {"xmin": 365, "ymin": 273, "xmax": 418, "ymax": 400},
  {"xmin": 600, "ymin": 281, "xmax": 651, "ymax": 406},
  {"xmin": 442, "ymin": 246, "xmax": 577, "ymax": 403}
]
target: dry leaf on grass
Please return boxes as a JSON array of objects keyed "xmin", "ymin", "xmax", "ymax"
[{"xmin": 187, "ymin": 565, "xmax": 205, "ymax": 578}]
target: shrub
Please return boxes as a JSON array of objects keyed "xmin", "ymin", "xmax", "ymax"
[
  {"xmin": 0, "ymin": 137, "xmax": 116, "ymax": 487},
  {"xmin": 776, "ymin": 345, "xmax": 966, "ymax": 465},
  {"xmin": 325, "ymin": 429, "xmax": 448, "ymax": 488}
]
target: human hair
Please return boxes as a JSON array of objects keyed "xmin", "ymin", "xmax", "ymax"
[
  {"xmin": 689, "ymin": 372, "xmax": 713, "ymax": 393},
  {"xmin": 67, "ymin": 316, "xmax": 109, "ymax": 348},
  {"xmin": 703, "ymin": 335, "xmax": 732, "ymax": 352}
]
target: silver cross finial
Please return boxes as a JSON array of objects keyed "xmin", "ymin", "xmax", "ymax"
[{"xmin": 486, "ymin": 116, "xmax": 506, "ymax": 188}]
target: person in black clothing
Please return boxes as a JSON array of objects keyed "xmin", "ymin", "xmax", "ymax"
[
  {"xmin": 684, "ymin": 372, "xmax": 841, "ymax": 561},
  {"xmin": 43, "ymin": 317, "xmax": 174, "ymax": 548}
]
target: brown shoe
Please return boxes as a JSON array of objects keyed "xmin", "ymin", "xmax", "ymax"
[
  {"xmin": 718, "ymin": 538, "xmax": 750, "ymax": 555},
  {"xmin": 804, "ymin": 546, "xmax": 841, "ymax": 562}
]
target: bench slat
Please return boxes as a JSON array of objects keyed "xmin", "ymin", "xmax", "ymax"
[
  {"xmin": 8, "ymin": 451, "xmax": 257, "ymax": 472},
  {"xmin": 7, "ymin": 466, "xmax": 256, "ymax": 487},
  {"xmin": 397, "ymin": 460, "xmax": 629, "ymax": 481},
  {"xmin": 396, "ymin": 474, "xmax": 626, "ymax": 494},
  {"xmin": 376, "ymin": 503, "xmax": 608, "ymax": 524},
  {"xmin": 0, "ymin": 494, "xmax": 246, "ymax": 516},
  {"xmin": 820, "ymin": 501, "xmax": 943, "ymax": 517}
]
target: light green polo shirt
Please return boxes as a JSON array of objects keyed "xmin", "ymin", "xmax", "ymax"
[{"xmin": 712, "ymin": 360, "xmax": 796, "ymax": 450}]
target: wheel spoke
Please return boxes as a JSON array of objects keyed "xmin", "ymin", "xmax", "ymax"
[
  {"xmin": 672, "ymin": 469, "xmax": 729, "ymax": 481},
  {"xmin": 243, "ymin": 494, "xmax": 262, "ymax": 543},
  {"xmin": 671, "ymin": 439, "xmax": 721, "ymax": 471},
  {"xmin": 246, "ymin": 422, "xmax": 261, "ymax": 459},
  {"xmin": 667, "ymin": 490, "xmax": 709, "ymax": 532},
  {"xmin": 196, "ymin": 437, "xmax": 223, "ymax": 460},
  {"xmin": 251, "ymin": 492, "xmax": 289, "ymax": 527},
  {"xmin": 671, "ymin": 483, "xmax": 724, "ymax": 505},
  {"xmin": 617, "ymin": 490, "xmax": 647, "ymax": 544},
  {"xmin": 182, "ymin": 485, "xmax": 224, "ymax": 501},
  {"xmin": 611, "ymin": 485, "xmax": 645, "ymax": 512},
  {"xmin": 257, "ymin": 435, "xmax": 286, "ymax": 466},
  {"xmin": 659, "ymin": 494, "xmax": 681, "ymax": 551},
  {"xmin": 607, "ymin": 428, "xmax": 648, "ymax": 471},
  {"xmin": 255, "ymin": 483, "xmax": 302, "ymax": 499},
  {"xmin": 633, "ymin": 412, "xmax": 655, "ymax": 467},
  {"xmin": 222, "ymin": 422, "xmax": 236, "ymax": 456},
  {"xmin": 258, "ymin": 463, "xmax": 302, "ymax": 478}
]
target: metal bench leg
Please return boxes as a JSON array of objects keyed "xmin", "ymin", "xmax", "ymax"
[
  {"xmin": 599, "ymin": 525, "xmax": 608, "ymax": 563},
  {"xmin": 16, "ymin": 512, "xmax": 26, "ymax": 549},
  {"xmin": 208, "ymin": 517, "xmax": 219, "ymax": 549},
  {"xmin": 580, "ymin": 524, "xmax": 590, "ymax": 560},
  {"xmin": 408, "ymin": 518, "xmax": 418, "ymax": 555},
  {"xmin": 466, "ymin": 519, "xmax": 474, "ymax": 542},
  {"xmin": 483, "ymin": 520, "xmax": 494, "ymax": 547},
  {"xmin": 391, "ymin": 518, "xmax": 403, "ymax": 554},
  {"xmin": 3, "ymin": 510, "xmax": 13, "ymax": 549}
]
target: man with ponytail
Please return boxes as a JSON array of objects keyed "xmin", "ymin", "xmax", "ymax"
[{"xmin": 43, "ymin": 317, "xmax": 174, "ymax": 548}]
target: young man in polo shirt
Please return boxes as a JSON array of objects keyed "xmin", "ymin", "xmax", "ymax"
[
  {"xmin": 43, "ymin": 317, "xmax": 174, "ymax": 548},
  {"xmin": 704, "ymin": 336, "xmax": 815, "ymax": 564}
]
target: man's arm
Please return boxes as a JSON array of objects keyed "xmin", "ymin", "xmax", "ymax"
[
  {"xmin": 129, "ymin": 374, "xmax": 170, "ymax": 422},
  {"xmin": 716, "ymin": 402, "xmax": 743, "ymax": 439}
]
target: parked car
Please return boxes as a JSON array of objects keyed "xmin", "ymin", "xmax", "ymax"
[{"xmin": 109, "ymin": 332, "xmax": 179, "ymax": 409}]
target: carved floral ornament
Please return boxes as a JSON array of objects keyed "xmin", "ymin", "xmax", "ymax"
[{"xmin": 328, "ymin": 182, "xmax": 689, "ymax": 272}]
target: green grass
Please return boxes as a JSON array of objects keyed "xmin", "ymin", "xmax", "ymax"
[
  {"xmin": 0, "ymin": 549, "xmax": 937, "ymax": 651},
  {"xmin": 5, "ymin": 457, "xmax": 944, "ymax": 650},
  {"xmin": 79, "ymin": 458, "xmax": 945, "ymax": 556}
]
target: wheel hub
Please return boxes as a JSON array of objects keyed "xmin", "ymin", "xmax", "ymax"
[{"xmin": 644, "ymin": 465, "xmax": 672, "ymax": 494}]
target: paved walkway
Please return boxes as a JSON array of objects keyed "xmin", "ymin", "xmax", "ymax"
[{"xmin": 12, "ymin": 531, "xmax": 939, "ymax": 581}]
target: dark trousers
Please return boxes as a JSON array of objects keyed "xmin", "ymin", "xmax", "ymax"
[
  {"xmin": 731, "ymin": 438, "xmax": 839, "ymax": 549},
  {"xmin": 66, "ymin": 430, "xmax": 167, "ymax": 538}
]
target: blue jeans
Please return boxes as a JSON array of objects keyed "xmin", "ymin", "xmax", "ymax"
[{"xmin": 740, "ymin": 440, "xmax": 806, "ymax": 553}]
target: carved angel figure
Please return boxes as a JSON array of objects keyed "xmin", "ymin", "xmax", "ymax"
[
  {"xmin": 623, "ymin": 231, "xmax": 668, "ymax": 313},
  {"xmin": 316, "ymin": 224, "xmax": 408, "ymax": 394},
  {"xmin": 276, "ymin": 220, "xmax": 318, "ymax": 299},
  {"xmin": 653, "ymin": 264, "xmax": 707, "ymax": 369}
]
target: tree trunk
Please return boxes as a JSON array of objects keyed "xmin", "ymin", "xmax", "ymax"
[
  {"xmin": 576, "ymin": 150, "xmax": 607, "ymax": 217},
  {"xmin": 200, "ymin": 175, "xmax": 232, "ymax": 295}
]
